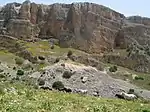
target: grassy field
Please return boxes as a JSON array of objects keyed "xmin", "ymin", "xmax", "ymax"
[
  {"xmin": 0, "ymin": 82, "xmax": 150, "ymax": 112},
  {"xmin": 25, "ymin": 40, "xmax": 86, "ymax": 57},
  {"xmin": 0, "ymin": 50, "xmax": 17, "ymax": 65}
]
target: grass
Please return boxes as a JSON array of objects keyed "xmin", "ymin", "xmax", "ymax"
[
  {"xmin": 0, "ymin": 81, "xmax": 150, "ymax": 112},
  {"xmin": 25, "ymin": 40, "xmax": 86, "ymax": 57},
  {"xmin": 106, "ymin": 49, "xmax": 128, "ymax": 57},
  {"xmin": 104, "ymin": 63, "xmax": 150, "ymax": 90},
  {"xmin": 0, "ymin": 50, "xmax": 17, "ymax": 65}
]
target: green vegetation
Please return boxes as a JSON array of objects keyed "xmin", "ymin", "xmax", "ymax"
[
  {"xmin": 0, "ymin": 69, "xmax": 4, "ymax": 73},
  {"xmin": 17, "ymin": 69, "xmax": 24, "ymax": 76},
  {"xmin": 0, "ymin": 82, "xmax": 150, "ymax": 112},
  {"xmin": 15, "ymin": 57, "xmax": 24, "ymax": 65},
  {"xmin": 62, "ymin": 71, "xmax": 73, "ymax": 79},
  {"xmin": 25, "ymin": 40, "xmax": 84, "ymax": 57},
  {"xmin": 135, "ymin": 76, "xmax": 144, "ymax": 81},
  {"xmin": 109, "ymin": 66, "xmax": 118, "ymax": 72},
  {"xmin": 51, "ymin": 45, "xmax": 54, "ymax": 49},
  {"xmin": 52, "ymin": 81, "xmax": 64, "ymax": 90},
  {"xmin": 105, "ymin": 63, "xmax": 150, "ymax": 90},
  {"xmin": 36, "ymin": 62, "xmax": 47, "ymax": 71},
  {"xmin": 67, "ymin": 50, "xmax": 73, "ymax": 57},
  {"xmin": 55, "ymin": 58, "xmax": 60, "ymax": 63},
  {"xmin": 128, "ymin": 89, "xmax": 135, "ymax": 94},
  {"xmin": 38, "ymin": 79, "xmax": 45, "ymax": 86},
  {"xmin": 0, "ymin": 50, "xmax": 17, "ymax": 64},
  {"xmin": 38, "ymin": 56, "xmax": 45, "ymax": 60}
]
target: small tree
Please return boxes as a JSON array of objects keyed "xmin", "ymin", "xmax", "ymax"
[
  {"xmin": 38, "ymin": 56, "xmax": 45, "ymax": 60},
  {"xmin": 51, "ymin": 45, "xmax": 54, "ymax": 49},
  {"xmin": 15, "ymin": 57, "xmax": 24, "ymax": 65},
  {"xmin": 128, "ymin": 89, "xmax": 135, "ymax": 94},
  {"xmin": 62, "ymin": 71, "xmax": 72, "ymax": 79},
  {"xmin": 67, "ymin": 50, "xmax": 73, "ymax": 57},
  {"xmin": 38, "ymin": 79, "xmax": 45, "ymax": 86},
  {"xmin": 55, "ymin": 58, "xmax": 60, "ymax": 63},
  {"xmin": 52, "ymin": 81, "xmax": 64, "ymax": 90},
  {"xmin": 109, "ymin": 66, "xmax": 118, "ymax": 72},
  {"xmin": 13, "ymin": 66, "xmax": 16, "ymax": 70},
  {"xmin": 0, "ymin": 69, "xmax": 4, "ymax": 73},
  {"xmin": 17, "ymin": 69, "xmax": 24, "ymax": 76},
  {"xmin": 135, "ymin": 76, "xmax": 144, "ymax": 80}
]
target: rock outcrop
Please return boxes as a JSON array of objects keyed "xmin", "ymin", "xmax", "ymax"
[
  {"xmin": 0, "ymin": 1, "xmax": 125, "ymax": 53},
  {"xmin": 0, "ymin": 1, "xmax": 150, "ymax": 54}
]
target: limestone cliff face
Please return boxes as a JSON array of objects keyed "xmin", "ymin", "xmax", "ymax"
[{"xmin": 0, "ymin": 1, "xmax": 150, "ymax": 53}]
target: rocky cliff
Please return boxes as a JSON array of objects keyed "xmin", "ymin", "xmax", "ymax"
[
  {"xmin": 0, "ymin": 1, "xmax": 125, "ymax": 53},
  {"xmin": 0, "ymin": 0, "xmax": 150, "ymax": 54}
]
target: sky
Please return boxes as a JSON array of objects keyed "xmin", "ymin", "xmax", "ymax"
[{"xmin": 0, "ymin": 0, "xmax": 149, "ymax": 17}]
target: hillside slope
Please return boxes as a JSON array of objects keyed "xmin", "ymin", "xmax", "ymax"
[{"xmin": 0, "ymin": 82, "xmax": 150, "ymax": 112}]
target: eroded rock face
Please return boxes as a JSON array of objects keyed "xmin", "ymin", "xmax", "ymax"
[
  {"xmin": 0, "ymin": 1, "xmax": 150, "ymax": 54},
  {"xmin": 0, "ymin": 1, "xmax": 125, "ymax": 53}
]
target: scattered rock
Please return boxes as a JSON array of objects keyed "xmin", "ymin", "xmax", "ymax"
[
  {"xmin": 74, "ymin": 89, "xmax": 88, "ymax": 94},
  {"xmin": 81, "ymin": 76, "xmax": 88, "ymax": 83}
]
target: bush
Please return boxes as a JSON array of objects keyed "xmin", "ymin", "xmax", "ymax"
[
  {"xmin": 128, "ymin": 89, "xmax": 135, "ymax": 94},
  {"xmin": 13, "ymin": 66, "xmax": 16, "ymax": 70},
  {"xmin": 0, "ymin": 69, "xmax": 4, "ymax": 73},
  {"xmin": 38, "ymin": 79, "xmax": 45, "ymax": 86},
  {"xmin": 0, "ymin": 73, "xmax": 5, "ymax": 78},
  {"xmin": 51, "ymin": 45, "xmax": 54, "ymax": 49},
  {"xmin": 55, "ymin": 58, "xmax": 60, "ymax": 63},
  {"xmin": 38, "ymin": 56, "xmax": 45, "ymax": 60},
  {"xmin": 109, "ymin": 66, "xmax": 117, "ymax": 72},
  {"xmin": 17, "ymin": 69, "xmax": 24, "ymax": 76},
  {"xmin": 142, "ymin": 109, "xmax": 150, "ymax": 112},
  {"xmin": 52, "ymin": 81, "xmax": 64, "ymax": 90},
  {"xmin": 135, "ymin": 76, "xmax": 144, "ymax": 80},
  {"xmin": 15, "ymin": 57, "xmax": 24, "ymax": 65},
  {"xmin": 67, "ymin": 50, "xmax": 73, "ymax": 57},
  {"xmin": 62, "ymin": 71, "xmax": 72, "ymax": 79}
]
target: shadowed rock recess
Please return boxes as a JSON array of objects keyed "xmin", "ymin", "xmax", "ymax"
[{"xmin": 1, "ymin": 1, "xmax": 150, "ymax": 71}]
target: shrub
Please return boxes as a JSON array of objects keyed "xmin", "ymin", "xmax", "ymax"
[
  {"xmin": 62, "ymin": 71, "xmax": 72, "ymax": 79},
  {"xmin": 17, "ymin": 69, "xmax": 24, "ymax": 76},
  {"xmin": 135, "ymin": 76, "xmax": 144, "ymax": 80},
  {"xmin": 38, "ymin": 79, "xmax": 45, "ymax": 86},
  {"xmin": 109, "ymin": 66, "xmax": 117, "ymax": 72},
  {"xmin": 52, "ymin": 81, "xmax": 64, "ymax": 90},
  {"xmin": 126, "ymin": 48, "xmax": 131, "ymax": 52},
  {"xmin": 67, "ymin": 50, "xmax": 73, "ymax": 57},
  {"xmin": 55, "ymin": 58, "xmax": 60, "ymax": 63},
  {"xmin": 38, "ymin": 56, "xmax": 45, "ymax": 60},
  {"xmin": 51, "ymin": 45, "xmax": 54, "ymax": 49},
  {"xmin": 146, "ymin": 50, "xmax": 150, "ymax": 56},
  {"xmin": 15, "ymin": 57, "xmax": 24, "ymax": 65},
  {"xmin": 142, "ymin": 109, "xmax": 150, "ymax": 112},
  {"xmin": 0, "ymin": 73, "xmax": 5, "ymax": 78},
  {"xmin": 0, "ymin": 69, "xmax": 4, "ymax": 73},
  {"xmin": 128, "ymin": 89, "xmax": 135, "ymax": 94},
  {"xmin": 13, "ymin": 66, "xmax": 16, "ymax": 70}
]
